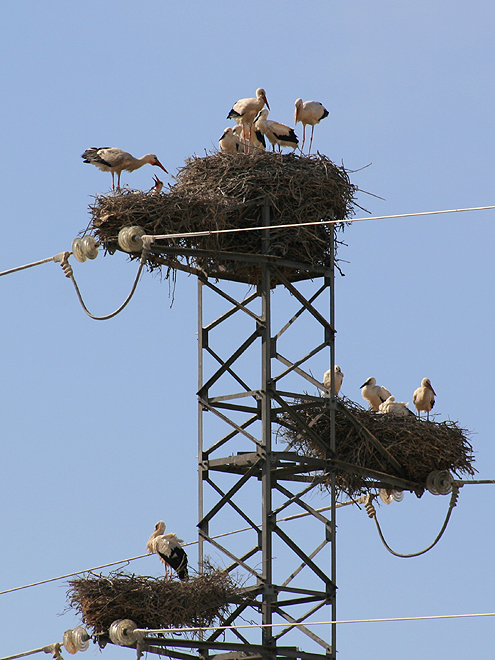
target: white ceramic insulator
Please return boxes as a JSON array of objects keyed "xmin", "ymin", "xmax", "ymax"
[
  {"xmin": 118, "ymin": 226, "xmax": 145, "ymax": 253},
  {"xmin": 72, "ymin": 238, "xmax": 87, "ymax": 263},
  {"xmin": 81, "ymin": 235, "xmax": 98, "ymax": 260},
  {"xmin": 109, "ymin": 619, "xmax": 138, "ymax": 647}
]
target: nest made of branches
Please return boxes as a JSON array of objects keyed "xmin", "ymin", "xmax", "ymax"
[
  {"xmin": 67, "ymin": 569, "xmax": 241, "ymax": 636},
  {"xmin": 277, "ymin": 398, "xmax": 476, "ymax": 498},
  {"xmin": 89, "ymin": 152, "xmax": 357, "ymax": 283}
]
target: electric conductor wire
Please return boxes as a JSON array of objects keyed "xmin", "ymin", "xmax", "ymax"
[{"xmin": 0, "ymin": 498, "xmax": 361, "ymax": 598}]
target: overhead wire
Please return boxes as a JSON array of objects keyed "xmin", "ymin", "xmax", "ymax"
[
  {"xmin": 365, "ymin": 486, "xmax": 460, "ymax": 558},
  {"xmin": 0, "ymin": 498, "xmax": 362, "ymax": 597},
  {"xmin": 2, "ymin": 611, "xmax": 495, "ymax": 660},
  {"xmin": 0, "ymin": 205, "xmax": 494, "ymax": 281},
  {"xmin": 136, "ymin": 610, "xmax": 495, "ymax": 636},
  {"xmin": 141, "ymin": 204, "xmax": 495, "ymax": 242}
]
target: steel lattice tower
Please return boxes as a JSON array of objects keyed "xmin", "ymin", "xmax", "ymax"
[{"xmin": 197, "ymin": 205, "xmax": 338, "ymax": 660}]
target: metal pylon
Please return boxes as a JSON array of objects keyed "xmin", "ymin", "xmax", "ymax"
[{"xmin": 198, "ymin": 206, "xmax": 337, "ymax": 660}]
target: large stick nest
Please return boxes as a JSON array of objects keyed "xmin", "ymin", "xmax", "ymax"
[
  {"xmin": 67, "ymin": 569, "xmax": 241, "ymax": 636},
  {"xmin": 88, "ymin": 152, "xmax": 357, "ymax": 284},
  {"xmin": 277, "ymin": 398, "xmax": 476, "ymax": 498}
]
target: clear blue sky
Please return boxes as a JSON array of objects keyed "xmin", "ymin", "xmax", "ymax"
[{"xmin": 1, "ymin": 1, "xmax": 494, "ymax": 658}]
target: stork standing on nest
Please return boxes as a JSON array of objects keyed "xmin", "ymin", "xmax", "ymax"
[
  {"xmin": 378, "ymin": 395, "xmax": 414, "ymax": 417},
  {"xmin": 294, "ymin": 99, "xmax": 329, "ymax": 155},
  {"xmin": 254, "ymin": 109, "xmax": 299, "ymax": 152},
  {"xmin": 360, "ymin": 377, "xmax": 392, "ymax": 411},
  {"xmin": 147, "ymin": 520, "xmax": 189, "ymax": 581},
  {"xmin": 82, "ymin": 147, "xmax": 168, "ymax": 190},
  {"xmin": 227, "ymin": 88, "xmax": 269, "ymax": 153},
  {"xmin": 413, "ymin": 378, "xmax": 436, "ymax": 420},
  {"xmin": 322, "ymin": 365, "xmax": 344, "ymax": 396}
]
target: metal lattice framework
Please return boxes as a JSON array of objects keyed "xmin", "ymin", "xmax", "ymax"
[{"xmin": 196, "ymin": 206, "xmax": 338, "ymax": 660}]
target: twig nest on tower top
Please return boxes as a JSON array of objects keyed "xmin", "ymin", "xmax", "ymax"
[
  {"xmin": 88, "ymin": 152, "xmax": 357, "ymax": 284},
  {"xmin": 277, "ymin": 397, "xmax": 476, "ymax": 498}
]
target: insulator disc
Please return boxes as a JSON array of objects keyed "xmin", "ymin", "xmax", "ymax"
[
  {"xmin": 81, "ymin": 235, "xmax": 98, "ymax": 260},
  {"xmin": 392, "ymin": 489, "xmax": 404, "ymax": 502},
  {"xmin": 72, "ymin": 626, "xmax": 90, "ymax": 652},
  {"xmin": 118, "ymin": 226, "xmax": 145, "ymax": 253},
  {"xmin": 426, "ymin": 471, "xmax": 439, "ymax": 495},
  {"xmin": 109, "ymin": 619, "xmax": 137, "ymax": 647},
  {"xmin": 379, "ymin": 489, "xmax": 393, "ymax": 505},
  {"xmin": 72, "ymin": 238, "xmax": 87, "ymax": 263},
  {"xmin": 433, "ymin": 470, "xmax": 454, "ymax": 495},
  {"xmin": 63, "ymin": 629, "xmax": 78, "ymax": 654}
]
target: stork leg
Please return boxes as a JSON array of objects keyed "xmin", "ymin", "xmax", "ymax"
[
  {"xmin": 308, "ymin": 126, "xmax": 315, "ymax": 155},
  {"xmin": 247, "ymin": 124, "xmax": 253, "ymax": 154},
  {"xmin": 300, "ymin": 126, "xmax": 306, "ymax": 154},
  {"xmin": 111, "ymin": 172, "xmax": 115, "ymax": 190},
  {"xmin": 241, "ymin": 125, "xmax": 249, "ymax": 154}
]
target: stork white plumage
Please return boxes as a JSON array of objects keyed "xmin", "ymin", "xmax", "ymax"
[
  {"xmin": 378, "ymin": 396, "xmax": 414, "ymax": 417},
  {"xmin": 294, "ymin": 99, "xmax": 329, "ymax": 154},
  {"xmin": 322, "ymin": 365, "xmax": 344, "ymax": 396},
  {"xmin": 147, "ymin": 520, "xmax": 189, "ymax": 581},
  {"xmin": 234, "ymin": 124, "xmax": 266, "ymax": 152},
  {"xmin": 254, "ymin": 109, "xmax": 299, "ymax": 152},
  {"xmin": 360, "ymin": 377, "xmax": 392, "ymax": 411},
  {"xmin": 227, "ymin": 88, "xmax": 270, "ymax": 152},
  {"xmin": 413, "ymin": 378, "xmax": 436, "ymax": 420},
  {"xmin": 219, "ymin": 127, "xmax": 240, "ymax": 154},
  {"xmin": 82, "ymin": 147, "xmax": 168, "ymax": 190}
]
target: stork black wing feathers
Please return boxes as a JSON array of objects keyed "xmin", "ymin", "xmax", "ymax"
[
  {"xmin": 158, "ymin": 546, "xmax": 189, "ymax": 581},
  {"xmin": 81, "ymin": 147, "xmax": 112, "ymax": 168}
]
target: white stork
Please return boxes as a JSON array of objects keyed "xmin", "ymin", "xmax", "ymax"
[
  {"xmin": 233, "ymin": 124, "xmax": 266, "ymax": 152},
  {"xmin": 147, "ymin": 520, "xmax": 189, "ymax": 581},
  {"xmin": 254, "ymin": 109, "xmax": 299, "ymax": 152},
  {"xmin": 378, "ymin": 396, "xmax": 414, "ymax": 417},
  {"xmin": 227, "ymin": 88, "xmax": 269, "ymax": 152},
  {"xmin": 82, "ymin": 147, "xmax": 168, "ymax": 190},
  {"xmin": 413, "ymin": 378, "xmax": 436, "ymax": 420},
  {"xmin": 294, "ymin": 99, "xmax": 329, "ymax": 154},
  {"xmin": 322, "ymin": 365, "xmax": 344, "ymax": 396},
  {"xmin": 360, "ymin": 377, "xmax": 392, "ymax": 411},
  {"xmin": 219, "ymin": 127, "xmax": 240, "ymax": 154}
]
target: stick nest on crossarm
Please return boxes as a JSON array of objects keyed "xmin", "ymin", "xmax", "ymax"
[
  {"xmin": 67, "ymin": 568, "xmax": 241, "ymax": 636},
  {"xmin": 277, "ymin": 397, "xmax": 476, "ymax": 498}
]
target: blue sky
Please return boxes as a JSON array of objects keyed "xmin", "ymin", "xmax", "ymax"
[{"xmin": 1, "ymin": 1, "xmax": 494, "ymax": 658}]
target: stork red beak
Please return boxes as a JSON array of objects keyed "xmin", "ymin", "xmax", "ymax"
[
  {"xmin": 154, "ymin": 159, "xmax": 168, "ymax": 174},
  {"xmin": 265, "ymin": 97, "xmax": 270, "ymax": 111},
  {"xmin": 429, "ymin": 384, "xmax": 436, "ymax": 396}
]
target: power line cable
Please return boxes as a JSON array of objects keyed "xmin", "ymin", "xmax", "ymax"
[
  {"xmin": 0, "ymin": 205, "xmax": 493, "ymax": 281},
  {"xmin": 141, "ymin": 205, "xmax": 495, "ymax": 242},
  {"xmin": 2, "ymin": 611, "xmax": 494, "ymax": 660},
  {"xmin": 136, "ymin": 610, "xmax": 495, "ymax": 636},
  {"xmin": 0, "ymin": 498, "xmax": 361, "ymax": 597}
]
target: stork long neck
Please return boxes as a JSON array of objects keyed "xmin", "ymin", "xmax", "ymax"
[{"xmin": 127, "ymin": 155, "xmax": 152, "ymax": 172}]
